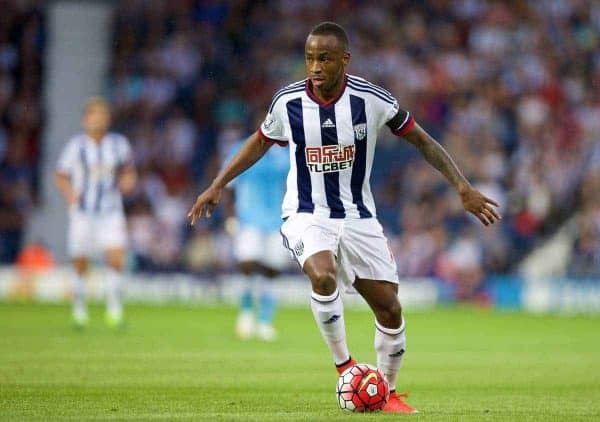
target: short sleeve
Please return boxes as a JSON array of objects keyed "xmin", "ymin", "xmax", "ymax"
[
  {"xmin": 384, "ymin": 98, "xmax": 401, "ymax": 123},
  {"xmin": 56, "ymin": 139, "xmax": 78, "ymax": 175},
  {"xmin": 354, "ymin": 77, "xmax": 415, "ymax": 136},
  {"xmin": 257, "ymin": 99, "xmax": 288, "ymax": 147}
]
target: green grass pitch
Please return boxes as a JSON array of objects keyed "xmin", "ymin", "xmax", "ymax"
[{"xmin": 1, "ymin": 302, "xmax": 599, "ymax": 421}]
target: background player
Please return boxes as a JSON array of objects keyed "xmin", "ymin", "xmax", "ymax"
[
  {"xmin": 55, "ymin": 97, "xmax": 136, "ymax": 327},
  {"xmin": 188, "ymin": 22, "xmax": 500, "ymax": 413},
  {"xmin": 224, "ymin": 138, "xmax": 290, "ymax": 341}
]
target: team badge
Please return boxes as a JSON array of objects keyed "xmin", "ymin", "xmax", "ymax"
[
  {"xmin": 294, "ymin": 240, "xmax": 304, "ymax": 257},
  {"xmin": 353, "ymin": 123, "xmax": 367, "ymax": 141}
]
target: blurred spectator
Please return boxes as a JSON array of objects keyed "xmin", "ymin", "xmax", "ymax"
[
  {"xmin": 105, "ymin": 1, "xmax": 600, "ymax": 293},
  {"xmin": 0, "ymin": 131, "xmax": 34, "ymax": 262},
  {"xmin": 569, "ymin": 170, "xmax": 600, "ymax": 278},
  {"xmin": 0, "ymin": 0, "xmax": 45, "ymax": 263}
]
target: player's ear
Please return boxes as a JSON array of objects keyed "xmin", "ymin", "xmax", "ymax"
[{"xmin": 342, "ymin": 51, "xmax": 350, "ymax": 66}]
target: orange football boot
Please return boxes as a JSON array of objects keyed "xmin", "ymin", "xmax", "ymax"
[{"xmin": 382, "ymin": 391, "xmax": 419, "ymax": 413}]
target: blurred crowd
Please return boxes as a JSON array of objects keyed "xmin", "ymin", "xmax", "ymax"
[
  {"xmin": 107, "ymin": 0, "xmax": 600, "ymax": 293},
  {"xmin": 2, "ymin": 1, "xmax": 599, "ymax": 296},
  {"xmin": 0, "ymin": 0, "xmax": 44, "ymax": 262},
  {"xmin": 568, "ymin": 167, "xmax": 600, "ymax": 278}
]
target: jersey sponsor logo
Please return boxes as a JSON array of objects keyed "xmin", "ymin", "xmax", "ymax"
[
  {"xmin": 321, "ymin": 118, "xmax": 335, "ymax": 128},
  {"xmin": 353, "ymin": 123, "xmax": 367, "ymax": 141},
  {"xmin": 305, "ymin": 145, "xmax": 355, "ymax": 173}
]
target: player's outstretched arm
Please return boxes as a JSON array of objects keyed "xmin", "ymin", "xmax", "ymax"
[
  {"xmin": 402, "ymin": 123, "xmax": 501, "ymax": 226},
  {"xmin": 187, "ymin": 131, "xmax": 273, "ymax": 225}
]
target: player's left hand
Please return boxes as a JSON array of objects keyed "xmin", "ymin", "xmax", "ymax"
[{"xmin": 459, "ymin": 185, "xmax": 501, "ymax": 226}]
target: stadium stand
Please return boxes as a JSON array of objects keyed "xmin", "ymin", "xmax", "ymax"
[
  {"xmin": 0, "ymin": 1, "xmax": 45, "ymax": 263},
  {"xmin": 107, "ymin": 1, "xmax": 599, "ymax": 294},
  {"xmin": 2, "ymin": 1, "xmax": 598, "ymax": 300}
]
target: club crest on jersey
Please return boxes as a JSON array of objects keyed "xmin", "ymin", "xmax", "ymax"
[
  {"xmin": 353, "ymin": 123, "xmax": 367, "ymax": 141},
  {"xmin": 305, "ymin": 145, "xmax": 355, "ymax": 173}
]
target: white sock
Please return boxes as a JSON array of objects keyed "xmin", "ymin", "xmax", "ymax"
[
  {"xmin": 72, "ymin": 271, "xmax": 86, "ymax": 315},
  {"xmin": 375, "ymin": 318, "xmax": 406, "ymax": 391},
  {"xmin": 310, "ymin": 289, "xmax": 349, "ymax": 365},
  {"xmin": 106, "ymin": 268, "xmax": 124, "ymax": 317}
]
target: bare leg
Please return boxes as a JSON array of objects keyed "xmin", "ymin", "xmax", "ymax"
[
  {"xmin": 104, "ymin": 248, "xmax": 126, "ymax": 323},
  {"xmin": 303, "ymin": 250, "xmax": 337, "ymax": 295},
  {"xmin": 71, "ymin": 257, "xmax": 89, "ymax": 323},
  {"xmin": 353, "ymin": 278, "xmax": 402, "ymax": 328}
]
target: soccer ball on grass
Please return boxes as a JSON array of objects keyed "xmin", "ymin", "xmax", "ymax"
[{"xmin": 336, "ymin": 363, "xmax": 389, "ymax": 412}]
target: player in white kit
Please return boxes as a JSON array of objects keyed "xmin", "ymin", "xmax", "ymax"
[
  {"xmin": 55, "ymin": 97, "xmax": 136, "ymax": 327},
  {"xmin": 188, "ymin": 23, "xmax": 500, "ymax": 412}
]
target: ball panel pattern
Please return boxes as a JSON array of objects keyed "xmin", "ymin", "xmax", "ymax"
[{"xmin": 335, "ymin": 364, "xmax": 390, "ymax": 412}]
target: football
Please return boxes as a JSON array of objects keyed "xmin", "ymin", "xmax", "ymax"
[{"xmin": 336, "ymin": 364, "xmax": 390, "ymax": 412}]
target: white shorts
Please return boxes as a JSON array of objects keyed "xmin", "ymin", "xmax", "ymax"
[
  {"xmin": 280, "ymin": 213, "xmax": 398, "ymax": 291},
  {"xmin": 68, "ymin": 210, "xmax": 127, "ymax": 258},
  {"xmin": 233, "ymin": 226, "xmax": 291, "ymax": 271}
]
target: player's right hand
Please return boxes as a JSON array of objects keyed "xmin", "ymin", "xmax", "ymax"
[{"xmin": 187, "ymin": 185, "xmax": 222, "ymax": 226}]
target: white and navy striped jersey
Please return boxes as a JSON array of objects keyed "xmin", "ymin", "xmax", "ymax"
[
  {"xmin": 56, "ymin": 132, "xmax": 133, "ymax": 214},
  {"xmin": 258, "ymin": 74, "xmax": 415, "ymax": 219}
]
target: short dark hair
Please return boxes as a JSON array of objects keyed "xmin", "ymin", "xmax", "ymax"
[{"xmin": 309, "ymin": 21, "xmax": 349, "ymax": 51}]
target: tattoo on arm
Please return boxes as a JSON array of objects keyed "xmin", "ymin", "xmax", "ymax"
[{"xmin": 404, "ymin": 125, "xmax": 468, "ymax": 191}]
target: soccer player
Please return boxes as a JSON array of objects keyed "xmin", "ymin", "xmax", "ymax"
[
  {"xmin": 188, "ymin": 22, "xmax": 500, "ymax": 413},
  {"xmin": 224, "ymin": 139, "xmax": 289, "ymax": 341},
  {"xmin": 55, "ymin": 97, "xmax": 136, "ymax": 328}
]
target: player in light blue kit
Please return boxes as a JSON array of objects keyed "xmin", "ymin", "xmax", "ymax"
[{"xmin": 225, "ymin": 139, "xmax": 290, "ymax": 341}]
